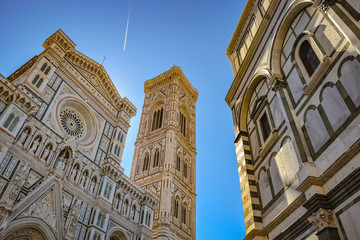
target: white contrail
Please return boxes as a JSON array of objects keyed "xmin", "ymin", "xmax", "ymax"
[{"xmin": 123, "ymin": 0, "xmax": 132, "ymax": 51}]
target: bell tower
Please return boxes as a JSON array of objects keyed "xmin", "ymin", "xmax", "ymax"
[{"xmin": 130, "ymin": 66, "xmax": 198, "ymax": 240}]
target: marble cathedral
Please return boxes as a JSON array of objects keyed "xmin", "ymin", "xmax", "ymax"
[
  {"xmin": 0, "ymin": 30, "xmax": 159, "ymax": 240},
  {"xmin": 226, "ymin": 0, "xmax": 360, "ymax": 240}
]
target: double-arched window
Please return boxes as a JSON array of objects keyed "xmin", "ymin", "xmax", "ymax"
[
  {"xmin": 151, "ymin": 108, "xmax": 163, "ymax": 131},
  {"xmin": 40, "ymin": 63, "xmax": 51, "ymax": 75},
  {"xmin": 3, "ymin": 112, "xmax": 20, "ymax": 132},
  {"xmin": 31, "ymin": 75, "xmax": 44, "ymax": 88}
]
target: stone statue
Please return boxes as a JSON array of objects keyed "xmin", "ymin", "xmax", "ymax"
[
  {"xmin": 41, "ymin": 145, "xmax": 51, "ymax": 161},
  {"xmin": 70, "ymin": 166, "xmax": 78, "ymax": 181},
  {"xmin": 122, "ymin": 202, "xmax": 128, "ymax": 215},
  {"xmin": 89, "ymin": 178, "xmax": 96, "ymax": 193},
  {"xmin": 130, "ymin": 206, "xmax": 135, "ymax": 220},
  {"xmin": 80, "ymin": 173, "xmax": 87, "ymax": 187},
  {"xmin": 29, "ymin": 137, "xmax": 40, "ymax": 153},
  {"xmin": 56, "ymin": 156, "xmax": 66, "ymax": 171},
  {"xmin": 18, "ymin": 128, "xmax": 30, "ymax": 145}
]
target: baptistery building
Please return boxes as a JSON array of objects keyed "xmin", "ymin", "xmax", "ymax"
[
  {"xmin": 226, "ymin": 0, "xmax": 360, "ymax": 239},
  {"xmin": 0, "ymin": 29, "xmax": 158, "ymax": 240}
]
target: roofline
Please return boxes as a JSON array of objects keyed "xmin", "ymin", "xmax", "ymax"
[{"xmin": 226, "ymin": 0, "xmax": 256, "ymax": 59}]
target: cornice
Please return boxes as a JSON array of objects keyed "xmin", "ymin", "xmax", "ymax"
[
  {"xmin": 225, "ymin": 0, "xmax": 281, "ymax": 106},
  {"xmin": 64, "ymin": 49, "xmax": 137, "ymax": 118},
  {"xmin": 7, "ymin": 56, "xmax": 38, "ymax": 82},
  {"xmin": 144, "ymin": 66, "xmax": 198, "ymax": 102},
  {"xmin": 226, "ymin": 0, "xmax": 256, "ymax": 59},
  {"xmin": 42, "ymin": 29, "xmax": 76, "ymax": 51}
]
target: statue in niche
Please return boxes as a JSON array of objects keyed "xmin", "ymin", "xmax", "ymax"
[
  {"xmin": 29, "ymin": 136, "xmax": 41, "ymax": 154},
  {"xmin": 113, "ymin": 193, "xmax": 120, "ymax": 210},
  {"xmin": 122, "ymin": 199, "xmax": 129, "ymax": 215},
  {"xmin": 80, "ymin": 171, "xmax": 88, "ymax": 188},
  {"xmin": 18, "ymin": 128, "xmax": 30, "ymax": 146},
  {"xmin": 70, "ymin": 164, "xmax": 80, "ymax": 181},
  {"xmin": 130, "ymin": 205, "xmax": 136, "ymax": 220},
  {"xmin": 56, "ymin": 156, "xmax": 65, "ymax": 171},
  {"xmin": 89, "ymin": 177, "xmax": 97, "ymax": 193},
  {"xmin": 41, "ymin": 144, "xmax": 52, "ymax": 162},
  {"xmin": 56, "ymin": 148, "xmax": 71, "ymax": 172}
]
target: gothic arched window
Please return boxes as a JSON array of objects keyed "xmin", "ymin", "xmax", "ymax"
[
  {"xmin": 31, "ymin": 75, "xmax": 43, "ymax": 88},
  {"xmin": 153, "ymin": 149, "xmax": 160, "ymax": 168},
  {"xmin": 176, "ymin": 155, "xmax": 181, "ymax": 172},
  {"xmin": 44, "ymin": 66, "xmax": 51, "ymax": 75},
  {"xmin": 174, "ymin": 198, "xmax": 179, "ymax": 218},
  {"xmin": 143, "ymin": 154, "xmax": 150, "ymax": 171},
  {"xmin": 40, "ymin": 63, "xmax": 47, "ymax": 72},
  {"xmin": 299, "ymin": 40, "xmax": 320, "ymax": 77},
  {"xmin": 151, "ymin": 108, "xmax": 163, "ymax": 131},
  {"xmin": 182, "ymin": 204, "xmax": 187, "ymax": 224},
  {"xmin": 180, "ymin": 112, "xmax": 186, "ymax": 137},
  {"xmin": 183, "ymin": 162, "xmax": 188, "ymax": 179},
  {"xmin": 3, "ymin": 113, "xmax": 20, "ymax": 132}
]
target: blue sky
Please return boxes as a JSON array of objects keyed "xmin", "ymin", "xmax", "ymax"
[{"xmin": 0, "ymin": 0, "xmax": 246, "ymax": 239}]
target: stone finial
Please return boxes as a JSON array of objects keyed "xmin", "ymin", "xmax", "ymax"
[{"xmin": 308, "ymin": 208, "xmax": 336, "ymax": 232}]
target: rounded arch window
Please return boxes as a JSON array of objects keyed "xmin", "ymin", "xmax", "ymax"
[{"xmin": 299, "ymin": 40, "xmax": 320, "ymax": 77}]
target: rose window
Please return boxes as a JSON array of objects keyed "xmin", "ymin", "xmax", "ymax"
[{"xmin": 60, "ymin": 109, "xmax": 84, "ymax": 138}]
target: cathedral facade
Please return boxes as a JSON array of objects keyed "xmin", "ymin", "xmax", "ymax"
[
  {"xmin": 226, "ymin": 0, "xmax": 360, "ymax": 240},
  {"xmin": 130, "ymin": 67, "xmax": 198, "ymax": 240},
  {"xmin": 0, "ymin": 30, "xmax": 158, "ymax": 240}
]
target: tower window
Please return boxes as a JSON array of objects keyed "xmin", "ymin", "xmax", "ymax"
[
  {"xmin": 183, "ymin": 162, "xmax": 188, "ymax": 178},
  {"xmin": 116, "ymin": 146, "xmax": 121, "ymax": 157},
  {"xmin": 182, "ymin": 205, "xmax": 186, "ymax": 224},
  {"xmin": 176, "ymin": 155, "xmax": 181, "ymax": 171},
  {"xmin": 143, "ymin": 154, "xmax": 150, "ymax": 171},
  {"xmin": 151, "ymin": 108, "xmax": 163, "ymax": 131},
  {"xmin": 153, "ymin": 149, "xmax": 160, "ymax": 168},
  {"xmin": 180, "ymin": 112, "xmax": 186, "ymax": 137},
  {"xmin": 299, "ymin": 40, "xmax": 320, "ymax": 77},
  {"xmin": 174, "ymin": 198, "xmax": 179, "ymax": 218},
  {"xmin": 114, "ymin": 145, "xmax": 118, "ymax": 154}
]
